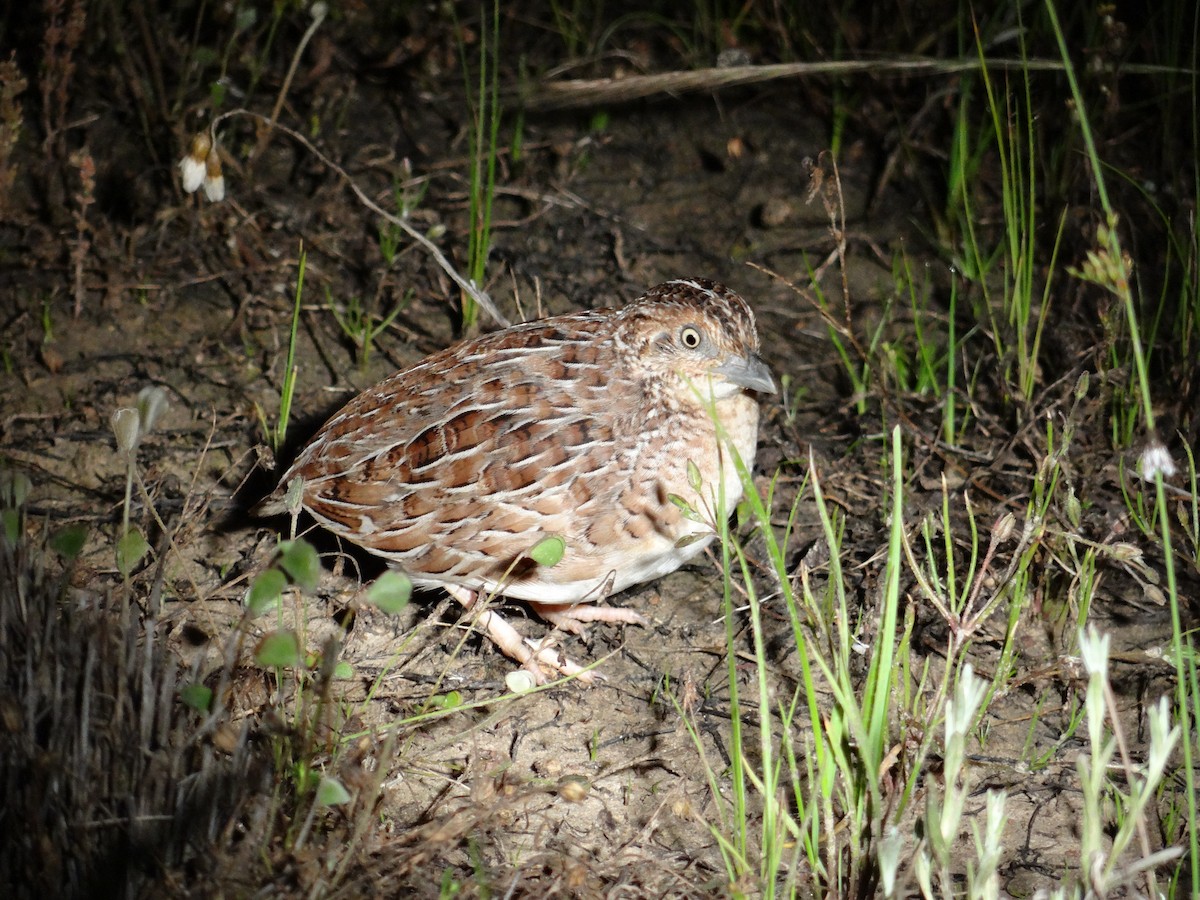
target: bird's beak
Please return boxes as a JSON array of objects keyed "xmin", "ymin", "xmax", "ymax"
[{"xmin": 714, "ymin": 352, "xmax": 776, "ymax": 394}]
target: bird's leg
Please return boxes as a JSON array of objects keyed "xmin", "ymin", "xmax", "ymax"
[
  {"xmin": 443, "ymin": 585, "xmax": 597, "ymax": 684},
  {"xmin": 527, "ymin": 572, "xmax": 647, "ymax": 634},
  {"xmin": 526, "ymin": 600, "xmax": 648, "ymax": 634}
]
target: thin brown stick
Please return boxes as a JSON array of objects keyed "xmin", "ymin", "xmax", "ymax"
[
  {"xmin": 209, "ymin": 110, "xmax": 507, "ymax": 328},
  {"xmin": 520, "ymin": 57, "xmax": 1193, "ymax": 111}
]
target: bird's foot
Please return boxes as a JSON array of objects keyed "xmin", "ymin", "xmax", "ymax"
[
  {"xmin": 526, "ymin": 600, "xmax": 648, "ymax": 635},
  {"xmin": 445, "ymin": 585, "xmax": 600, "ymax": 684}
]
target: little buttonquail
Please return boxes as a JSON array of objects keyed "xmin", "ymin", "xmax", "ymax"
[{"xmin": 254, "ymin": 278, "xmax": 776, "ymax": 682}]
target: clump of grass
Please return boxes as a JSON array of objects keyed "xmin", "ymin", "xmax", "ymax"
[
  {"xmin": 1042, "ymin": 1, "xmax": 1196, "ymax": 881},
  {"xmin": 257, "ymin": 245, "xmax": 305, "ymax": 454},
  {"xmin": 326, "ymin": 285, "xmax": 411, "ymax": 372},
  {"xmin": 676, "ymin": 3, "xmax": 1198, "ymax": 890},
  {"xmin": 906, "ymin": 665, "xmax": 1005, "ymax": 897},
  {"xmin": 458, "ymin": 0, "xmax": 503, "ymax": 333},
  {"xmin": 0, "ymin": 463, "xmax": 269, "ymax": 897},
  {"xmin": 378, "ymin": 159, "xmax": 432, "ymax": 266},
  {"xmin": 945, "ymin": 10, "xmax": 1059, "ymax": 406},
  {"xmin": 683, "ymin": 401, "xmax": 1187, "ymax": 895}
]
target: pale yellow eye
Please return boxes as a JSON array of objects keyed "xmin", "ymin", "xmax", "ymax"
[{"xmin": 679, "ymin": 325, "xmax": 702, "ymax": 349}]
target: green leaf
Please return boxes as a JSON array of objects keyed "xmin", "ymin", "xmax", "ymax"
[
  {"xmin": 429, "ymin": 691, "xmax": 463, "ymax": 710},
  {"xmin": 179, "ymin": 682, "xmax": 213, "ymax": 712},
  {"xmin": 1065, "ymin": 486, "xmax": 1082, "ymax": 530},
  {"xmin": 192, "ymin": 46, "xmax": 218, "ymax": 68},
  {"xmin": 50, "ymin": 525, "xmax": 88, "ymax": 560},
  {"xmin": 233, "ymin": 6, "xmax": 257, "ymax": 32},
  {"xmin": 293, "ymin": 761, "xmax": 318, "ymax": 795},
  {"xmin": 255, "ymin": 630, "xmax": 303, "ymax": 668},
  {"xmin": 333, "ymin": 660, "xmax": 354, "ymax": 679},
  {"xmin": 316, "ymin": 775, "xmax": 352, "ymax": 807},
  {"xmin": 529, "ymin": 535, "xmax": 565, "ymax": 567},
  {"xmin": 735, "ymin": 498, "xmax": 752, "ymax": 529},
  {"xmin": 246, "ymin": 568, "xmax": 287, "ymax": 616},
  {"xmin": 367, "ymin": 570, "xmax": 411, "ymax": 614},
  {"xmin": 674, "ymin": 532, "xmax": 709, "ymax": 550},
  {"xmin": 116, "ymin": 528, "xmax": 150, "ymax": 577},
  {"xmin": 283, "ymin": 475, "xmax": 305, "ymax": 514},
  {"xmin": 666, "ymin": 493, "xmax": 704, "ymax": 523},
  {"xmin": 2, "ymin": 471, "xmax": 30, "ymax": 507},
  {"xmin": 686, "ymin": 459, "xmax": 702, "ymax": 492},
  {"xmin": 207, "ymin": 82, "xmax": 225, "ymax": 114},
  {"xmin": 278, "ymin": 539, "xmax": 321, "ymax": 591},
  {"xmin": 2, "ymin": 508, "xmax": 19, "ymax": 546}
]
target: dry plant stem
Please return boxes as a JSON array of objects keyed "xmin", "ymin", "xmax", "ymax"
[
  {"xmin": 127, "ymin": 2, "xmax": 170, "ymax": 128},
  {"xmin": 210, "ymin": 110, "xmax": 506, "ymax": 327},
  {"xmin": 0, "ymin": 58, "xmax": 28, "ymax": 219},
  {"xmin": 39, "ymin": 0, "xmax": 85, "ymax": 162},
  {"xmin": 250, "ymin": 4, "xmax": 327, "ymax": 167},
  {"xmin": 522, "ymin": 57, "xmax": 1187, "ymax": 111},
  {"xmin": 1099, "ymin": 675, "xmax": 1160, "ymax": 896},
  {"xmin": 784, "ymin": 157, "xmax": 870, "ymax": 365},
  {"xmin": 821, "ymin": 156, "xmax": 874, "ymax": 379},
  {"xmin": 70, "ymin": 149, "xmax": 94, "ymax": 318},
  {"xmin": 330, "ymin": 733, "xmax": 396, "ymax": 886}
]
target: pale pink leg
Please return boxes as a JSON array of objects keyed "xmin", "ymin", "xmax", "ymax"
[
  {"xmin": 444, "ymin": 586, "xmax": 598, "ymax": 684},
  {"xmin": 527, "ymin": 600, "xmax": 648, "ymax": 634}
]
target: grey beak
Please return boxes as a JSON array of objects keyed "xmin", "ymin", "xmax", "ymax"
[{"xmin": 715, "ymin": 352, "xmax": 777, "ymax": 394}]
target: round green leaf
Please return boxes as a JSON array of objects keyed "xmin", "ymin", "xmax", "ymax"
[
  {"xmin": 429, "ymin": 690, "xmax": 463, "ymax": 710},
  {"xmin": 278, "ymin": 539, "xmax": 321, "ymax": 591},
  {"xmin": 255, "ymin": 629, "xmax": 303, "ymax": 668},
  {"xmin": 179, "ymin": 682, "xmax": 213, "ymax": 712},
  {"xmin": 246, "ymin": 568, "xmax": 286, "ymax": 616},
  {"xmin": 50, "ymin": 524, "xmax": 87, "ymax": 560},
  {"xmin": 529, "ymin": 535, "xmax": 565, "ymax": 567},
  {"xmin": 116, "ymin": 528, "xmax": 150, "ymax": 577},
  {"xmin": 316, "ymin": 775, "xmax": 351, "ymax": 807},
  {"xmin": 367, "ymin": 570, "xmax": 411, "ymax": 614}
]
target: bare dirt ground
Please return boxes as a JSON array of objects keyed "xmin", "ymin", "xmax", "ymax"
[{"xmin": 1, "ymin": 6, "xmax": 1196, "ymax": 898}]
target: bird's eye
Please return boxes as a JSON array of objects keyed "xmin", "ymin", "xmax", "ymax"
[{"xmin": 679, "ymin": 325, "xmax": 703, "ymax": 349}]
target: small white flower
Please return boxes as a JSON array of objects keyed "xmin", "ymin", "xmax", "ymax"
[
  {"xmin": 179, "ymin": 132, "xmax": 211, "ymax": 194},
  {"xmin": 179, "ymin": 131, "xmax": 227, "ymax": 202},
  {"xmin": 1139, "ymin": 440, "xmax": 1177, "ymax": 481},
  {"xmin": 178, "ymin": 157, "xmax": 205, "ymax": 194},
  {"xmin": 203, "ymin": 174, "xmax": 225, "ymax": 202},
  {"xmin": 203, "ymin": 141, "xmax": 225, "ymax": 201},
  {"xmin": 179, "ymin": 155, "xmax": 205, "ymax": 193}
]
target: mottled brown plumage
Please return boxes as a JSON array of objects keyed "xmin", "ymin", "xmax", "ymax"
[{"xmin": 256, "ymin": 278, "xmax": 775, "ymax": 681}]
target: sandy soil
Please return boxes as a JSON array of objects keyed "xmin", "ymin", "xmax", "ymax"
[{"xmin": 0, "ymin": 11, "xmax": 1193, "ymax": 897}]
